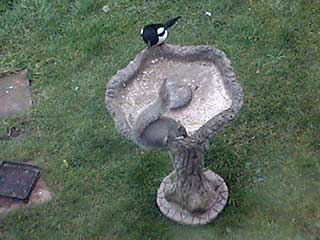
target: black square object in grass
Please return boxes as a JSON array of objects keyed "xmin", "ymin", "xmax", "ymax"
[{"xmin": 0, "ymin": 161, "xmax": 40, "ymax": 202}]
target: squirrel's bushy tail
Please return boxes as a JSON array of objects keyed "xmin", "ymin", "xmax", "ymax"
[
  {"xmin": 132, "ymin": 79, "xmax": 190, "ymax": 149},
  {"xmin": 132, "ymin": 80, "xmax": 170, "ymax": 145}
]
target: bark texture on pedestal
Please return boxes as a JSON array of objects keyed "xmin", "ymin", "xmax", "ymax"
[{"xmin": 165, "ymin": 138, "xmax": 218, "ymax": 213}]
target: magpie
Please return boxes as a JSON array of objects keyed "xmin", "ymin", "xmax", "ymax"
[{"xmin": 140, "ymin": 16, "xmax": 181, "ymax": 47}]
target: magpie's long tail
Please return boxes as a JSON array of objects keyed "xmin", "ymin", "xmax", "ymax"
[{"xmin": 164, "ymin": 16, "xmax": 181, "ymax": 29}]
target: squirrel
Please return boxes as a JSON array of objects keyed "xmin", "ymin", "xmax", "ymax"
[{"xmin": 132, "ymin": 79, "xmax": 192, "ymax": 149}]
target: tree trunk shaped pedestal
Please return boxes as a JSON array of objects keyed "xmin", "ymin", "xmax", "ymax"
[{"xmin": 157, "ymin": 138, "xmax": 228, "ymax": 225}]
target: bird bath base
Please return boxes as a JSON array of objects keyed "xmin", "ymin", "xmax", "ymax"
[{"xmin": 157, "ymin": 170, "xmax": 228, "ymax": 225}]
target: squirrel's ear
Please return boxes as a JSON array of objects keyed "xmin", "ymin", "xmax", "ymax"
[{"xmin": 178, "ymin": 125, "xmax": 188, "ymax": 137}]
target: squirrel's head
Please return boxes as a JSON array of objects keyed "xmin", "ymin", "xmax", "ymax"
[{"xmin": 166, "ymin": 123, "xmax": 188, "ymax": 146}]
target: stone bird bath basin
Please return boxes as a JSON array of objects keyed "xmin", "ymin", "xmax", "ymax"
[{"xmin": 105, "ymin": 44, "xmax": 243, "ymax": 225}]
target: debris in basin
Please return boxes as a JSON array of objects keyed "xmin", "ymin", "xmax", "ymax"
[{"xmin": 117, "ymin": 57, "xmax": 232, "ymax": 134}]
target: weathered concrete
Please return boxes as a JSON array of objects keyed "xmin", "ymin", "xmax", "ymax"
[{"xmin": 0, "ymin": 70, "xmax": 32, "ymax": 119}]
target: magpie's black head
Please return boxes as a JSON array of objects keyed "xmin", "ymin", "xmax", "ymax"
[{"xmin": 141, "ymin": 24, "xmax": 164, "ymax": 47}]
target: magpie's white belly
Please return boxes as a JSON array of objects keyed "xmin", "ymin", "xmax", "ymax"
[{"xmin": 157, "ymin": 30, "xmax": 168, "ymax": 45}]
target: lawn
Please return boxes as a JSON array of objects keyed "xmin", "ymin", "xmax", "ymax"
[{"xmin": 0, "ymin": 0, "xmax": 320, "ymax": 239}]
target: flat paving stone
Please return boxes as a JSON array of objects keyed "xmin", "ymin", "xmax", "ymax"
[{"xmin": 0, "ymin": 70, "xmax": 32, "ymax": 119}]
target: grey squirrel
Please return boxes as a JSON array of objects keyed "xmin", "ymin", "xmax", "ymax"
[{"xmin": 132, "ymin": 79, "xmax": 191, "ymax": 149}]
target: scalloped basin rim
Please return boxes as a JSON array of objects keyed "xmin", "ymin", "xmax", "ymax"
[{"xmin": 106, "ymin": 44, "xmax": 243, "ymax": 142}]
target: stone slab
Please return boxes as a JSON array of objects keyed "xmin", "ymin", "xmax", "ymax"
[{"xmin": 0, "ymin": 70, "xmax": 32, "ymax": 119}]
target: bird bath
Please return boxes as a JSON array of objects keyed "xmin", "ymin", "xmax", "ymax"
[{"xmin": 106, "ymin": 44, "xmax": 243, "ymax": 225}]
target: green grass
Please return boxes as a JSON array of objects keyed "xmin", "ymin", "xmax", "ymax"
[{"xmin": 1, "ymin": 0, "xmax": 320, "ymax": 239}]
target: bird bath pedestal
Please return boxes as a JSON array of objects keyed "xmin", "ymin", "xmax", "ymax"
[{"xmin": 105, "ymin": 44, "xmax": 243, "ymax": 225}]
